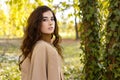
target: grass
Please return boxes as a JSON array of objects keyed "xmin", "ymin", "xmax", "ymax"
[
  {"xmin": 62, "ymin": 39, "xmax": 84, "ymax": 80},
  {"xmin": 62, "ymin": 40, "xmax": 82, "ymax": 66}
]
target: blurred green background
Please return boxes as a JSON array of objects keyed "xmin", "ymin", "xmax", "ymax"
[{"xmin": 0, "ymin": 0, "xmax": 81, "ymax": 80}]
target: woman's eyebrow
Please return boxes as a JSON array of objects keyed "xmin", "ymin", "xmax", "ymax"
[
  {"xmin": 43, "ymin": 16, "xmax": 54, "ymax": 18},
  {"xmin": 43, "ymin": 17, "xmax": 48, "ymax": 18}
]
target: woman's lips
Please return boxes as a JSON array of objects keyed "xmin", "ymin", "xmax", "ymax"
[{"xmin": 48, "ymin": 27, "xmax": 53, "ymax": 30}]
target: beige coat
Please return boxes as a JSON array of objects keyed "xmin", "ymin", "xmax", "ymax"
[{"xmin": 21, "ymin": 40, "xmax": 64, "ymax": 80}]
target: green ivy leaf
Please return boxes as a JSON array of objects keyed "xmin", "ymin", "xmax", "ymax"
[{"xmin": 109, "ymin": 22, "xmax": 118, "ymax": 31}]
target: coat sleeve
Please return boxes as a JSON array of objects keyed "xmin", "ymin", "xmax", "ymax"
[
  {"xmin": 28, "ymin": 43, "xmax": 47, "ymax": 80},
  {"xmin": 47, "ymin": 47, "xmax": 61, "ymax": 80}
]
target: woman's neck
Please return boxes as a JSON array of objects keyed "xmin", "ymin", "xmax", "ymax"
[{"xmin": 41, "ymin": 33, "xmax": 52, "ymax": 43}]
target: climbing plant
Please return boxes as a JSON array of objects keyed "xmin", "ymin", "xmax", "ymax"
[
  {"xmin": 104, "ymin": 0, "xmax": 120, "ymax": 79},
  {"xmin": 79, "ymin": 0, "xmax": 120, "ymax": 79},
  {"xmin": 79, "ymin": 0, "xmax": 101, "ymax": 79}
]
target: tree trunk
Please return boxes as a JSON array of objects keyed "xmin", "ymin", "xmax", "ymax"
[
  {"xmin": 105, "ymin": 0, "xmax": 120, "ymax": 79},
  {"xmin": 79, "ymin": 0, "xmax": 101, "ymax": 79},
  {"xmin": 74, "ymin": 9, "xmax": 79, "ymax": 40}
]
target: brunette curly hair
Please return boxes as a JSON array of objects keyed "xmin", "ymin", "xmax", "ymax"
[{"xmin": 19, "ymin": 6, "xmax": 62, "ymax": 67}]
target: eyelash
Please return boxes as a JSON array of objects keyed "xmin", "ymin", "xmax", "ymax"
[{"xmin": 42, "ymin": 19, "xmax": 47, "ymax": 21}]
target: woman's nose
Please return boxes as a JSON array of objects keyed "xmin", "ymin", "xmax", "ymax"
[{"xmin": 49, "ymin": 20, "xmax": 53, "ymax": 25}]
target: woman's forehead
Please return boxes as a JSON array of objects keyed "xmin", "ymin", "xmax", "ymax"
[{"xmin": 42, "ymin": 11, "xmax": 53, "ymax": 17}]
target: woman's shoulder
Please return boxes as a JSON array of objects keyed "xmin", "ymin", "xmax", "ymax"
[
  {"xmin": 32, "ymin": 40, "xmax": 48, "ymax": 55},
  {"xmin": 32, "ymin": 40, "xmax": 56, "ymax": 55},
  {"xmin": 34, "ymin": 40, "xmax": 59, "ymax": 57},
  {"xmin": 33, "ymin": 40, "xmax": 57, "ymax": 53},
  {"xmin": 34, "ymin": 40, "xmax": 51, "ymax": 48},
  {"xmin": 36, "ymin": 40, "xmax": 46, "ymax": 45}
]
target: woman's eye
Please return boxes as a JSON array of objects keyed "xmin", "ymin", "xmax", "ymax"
[
  {"xmin": 42, "ymin": 19, "xmax": 47, "ymax": 21},
  {"xmin": 51, "ymin": 18, "xmax": 54, "ymax": 21},
  {"xmin": 42, "ymin": 18, "xmax": 54, "ymax": 21}
]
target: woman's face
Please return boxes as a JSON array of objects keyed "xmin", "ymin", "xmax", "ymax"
[{"xmin": 41, "ymin": 10, "xmax": 55, "ymax": 34}]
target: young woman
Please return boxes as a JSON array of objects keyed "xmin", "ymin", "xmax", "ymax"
[{"xmin": 19, "ymin": 6, "xmax": 64, "ymax": 80}]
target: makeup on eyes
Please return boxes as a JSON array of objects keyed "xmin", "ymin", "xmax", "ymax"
[{"xmin": 42, "ymin": 17, "xmax": 54, "ymax": 21}]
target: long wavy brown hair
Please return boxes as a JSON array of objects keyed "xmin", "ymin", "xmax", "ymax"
[{"xmin": 19, "ymin": 6, "xmax": 62, "ymax": 67}]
